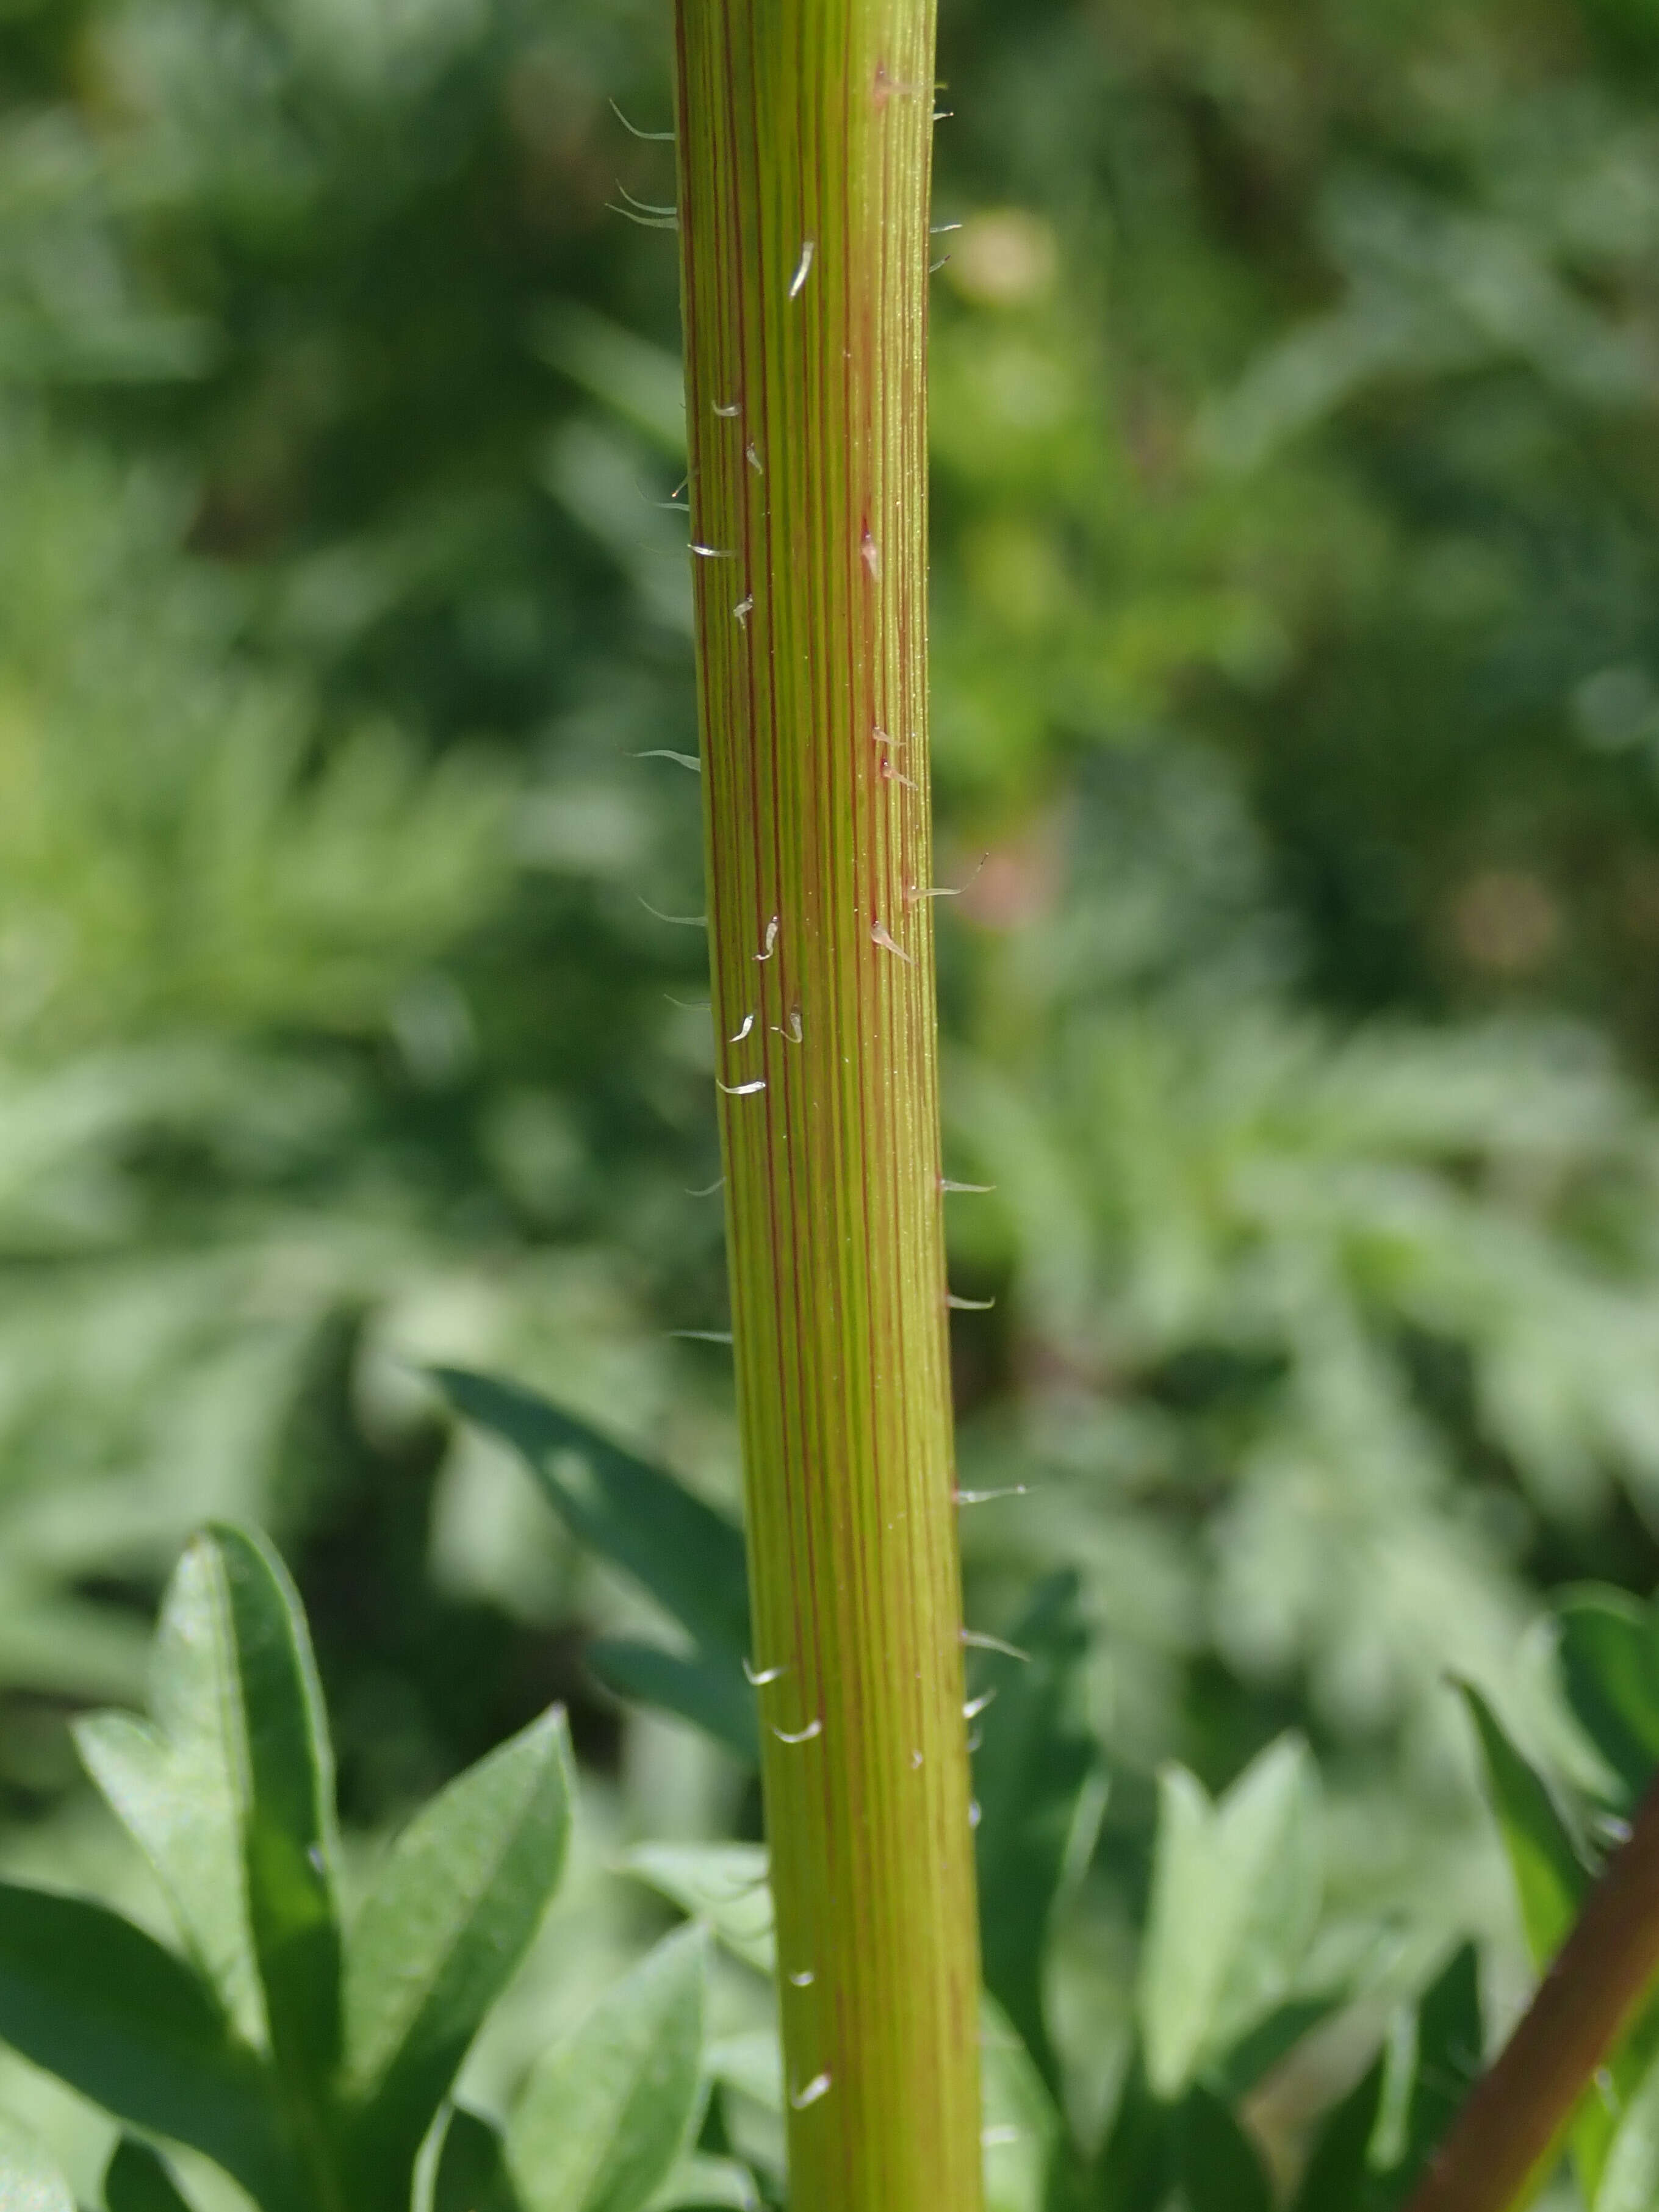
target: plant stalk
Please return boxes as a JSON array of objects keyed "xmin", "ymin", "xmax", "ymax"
[
  {"xmin": 671, "ymin": 2, "xmax": 984, "ymax": 2208},
  {"xmin": 1406, "ymin": 1776, "xmax": 1659, "ymax": 2212}
]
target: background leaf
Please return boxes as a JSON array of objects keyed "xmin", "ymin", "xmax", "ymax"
[
  {"xmin": 1137, "ymin": 1737, "xmax": 1322, "ymax": 2099},
  {"xmin": 643, "ymin": 2154, "xmax": 758, "ymax": 2211},
  {"xmin": 622, "ymin": 1846, "xmax": 774, "ymax": 1975},
  {"xmin": 432, "ymin": 1371, "xmax": 750, "ymax": 1662},
  {"xmin": 1556, "ymin": 1591, "xmax": 1659, "ymax": 1810},
  {"xmin": 1290, "ymin": 2056, "xmax": 1385, "ymax": 2212},
  {"xmin": 586, "ymin": 1642, "xmax": 757, "ymax": 1764},
  {"xmin": 1174, "ymin": 2088, "xmax": 1273, "ymax": 2212},
  {"xmin": 1461, "ymin": 1685, "xmax": 1589, "ymax": 1961},
  {"xmin": 73, "ymin": 1541, "xmax": 263, "ymax": 2044},
  {"xmin": 970, "ymin": 1573, "xmax": 1099, "ymax": 2090},
  {"xmin": 506, "ymin": 1924, "xmax": 708, "ymax": 2212}
]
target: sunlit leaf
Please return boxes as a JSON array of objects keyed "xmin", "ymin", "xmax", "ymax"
[
  {"xmin": 340, "ymin": 1708, "xmax": 573, "ymax": 2207},
  {"xmin": 1290, "ymin": 2055, "xmax": 1384, "ymax": 2212},
  {"xmin": 0, "ymin": 2115, "xmax": 76, "ymax": 2212},
  {"xmin": 622, "ymin": 1845, "xmax": 774, "ymax": 1974},
  {"xmin": 1139, "ymin": 1737, "xmax": 1322, "ymax": 2099}
]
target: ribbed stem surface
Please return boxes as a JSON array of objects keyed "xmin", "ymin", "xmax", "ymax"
[{"xmin": 672, "ymin": 4, "xmax": 983, "ymax": 2207}]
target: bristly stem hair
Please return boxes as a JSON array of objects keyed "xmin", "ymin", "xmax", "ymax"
[{"xmin": 671, "ymin": 1, "xmax": 984, "ymax": 2207}]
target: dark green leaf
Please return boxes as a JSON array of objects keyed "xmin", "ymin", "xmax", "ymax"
[
  {"xmin": 0, "ymin": 2115, "xmax": 76, "ymax": 2212},
  {"xmin": 586, "ymin": 1640, "xmax": 756, "ymax": 1763},
  {"xmin": 1210, "ymin": 1995, "xmax": 1341, "ymax": 2103},
  {"xmin": 208, "ymin": 1524, "xmax": 342, "ymax": 2104},
  {"xmin": 1556, "ymin": 1590, "xmax": 1659, "ymax": 1812},
  {"xmin": 1460, "ymin": 1686, "xmax": 1588, "ymax": 1962},
  {"xmin": 1397, "ymin": 1945, "xmax": 1483, "ymax": 2193},
  {"xmin": 1290, "ymin": 2056, "xmax": 1384, "ymax": 2212},
  {"xmin": 1089, "ymin": 2047, "xmax": 1171, "ymax": 2212},
  {"xmin": 0, "ymin": 1883, "xmax": 297, "ymax": 2211},
  {"xmin": 432, "ymin": 1371, "xmax": 750, "ymax": 1663},
  {"xmin": 970, "ymin": 1572, "xmax": 1099, "ymax": 2089},
  {"xmin": 103, "ymin": 2138, "xmax": 196, "ymax": 2212},
  {"xmin": 506, "ymin": 1925, "xmax": 709, "ymax": 2212},
  {"xmin": 432, "ymin": 2108, "xmax": 525, "ymax": 2212},
  {"xmin": 340, "ymin": 1708, "xmax": 573, "ymax": 2207},
  {"xmin": 1175, "ymin": 2088, "xmax": 1272, "ymax": 2212}
]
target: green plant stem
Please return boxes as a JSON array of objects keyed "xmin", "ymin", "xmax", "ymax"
[
  {"xmin": 671, "ymin": 4, "xmax": 984, "ymax": 2208},
  {"xmin": 1406, "ymin": 1776, "xmax": 1659, "ymax": 2212}
]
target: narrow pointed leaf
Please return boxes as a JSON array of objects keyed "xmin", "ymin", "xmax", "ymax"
[
  {"xmin": 74, "ymin": 1540, "xmax": 261, "ymax": 2040},
  {"xmin": 104, "ymin": 2139, "xmax": 196, "ymax": 2212},
  {"xmin": 1398, "ymin": 1944, "xmax": 1483, "ymax": 2190},
  {"xmin": 1088, "ymin": 2047, "xmax": 1171, "ymax": 2212},
  {"xmin": 1212, "ymin": 1995, "xmax": 1343, "ymax": 2102},
  {"xmin": 586, "ymin": 1640, "xmax": 756, "ymax": 1762},
  {"xmin": 341, "ymin": 1709, "xmax": 573, "ymax": 2199},
  {"xmin": 1175, "ymin": 2088, "xmax": 1273, "ymax": 2212},
  {"xmin": 74, "ymin": 1523, "xmax": 342, "ymax": 2088},
  {"xmin": 432, "ymin": 2109, "xmax": 525, "ymax": 2212},
  {"xmin": 433, "ymin": 1370, "xmax": 750, "ymax": 1661},
  {"xmin": 1556, "ymin": 1592, "xmax": 1659, "ymax": 1811},
  {"xmin": 1139, "ymin": 1737, "xmax": 1321, "ymax": 2099},
  {"xmin": 1596, "ymin": 2045, "xmax": 1659, "ymax": 2212},
  {"xmin": 644, "ymin": 2155, "xmax": 758, "ymax": 2211},
  {"xmin": 0, "ymin": 1884, "xmax": 295, "ymax": 2210},
  {"xmin": 980, "ymin": 1998, "xmax": 1060, "ymax": 2212},
  {"xmin": 1290, "ymin": 2056, "xmax": 1384, "ymax": 2212},
  {"xmin": 209, "ymin": 1524, "xmax": 342, "ymax": 2100},
  {"xmin": 1461, "ymin": 1685, "xmax": 1589, "ymax": 1962},
  {"xmin": 507, "ymin": 1925, "xmax": 709, "ymax": 2212},
  {"xmin": 0, "ymin": 2116, "xmax": 75, "ymax": 2212},
  {"xmin": 970, "ymin": 1573, "xmax": 1098, "ymax": 2089}
]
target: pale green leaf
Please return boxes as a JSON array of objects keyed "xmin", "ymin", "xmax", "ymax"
[
  {"xmin": 0, "ymin": 2116, "xmax": 74, "ymax": 2212},
  {"xmin": 981, "ymin": 1998, "xmax": 1061, "ymax": 2212},
  {"xmin": 643, "ymin": 2153, "xmax": 758, "ymax": 2211},
  {"xmin": 1596, "ymin": 2047, "xmax": 1659, "ymax": 2212},
  {"xmin": 340, "ymin": 1709, "xmax": 572, "ymax": 2200},
  {"xmin": 1139, "ymin": 1736, "xmax": 1322, "ymax": 2098},
  {"xmin": 507, "ymin": 1925, "xmax": 708, "ymax": 2212}
]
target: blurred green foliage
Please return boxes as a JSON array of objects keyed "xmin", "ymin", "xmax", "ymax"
[{"xmin": 7, "ymin": 0, "xmax": 1659, "ymax": 2196}]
